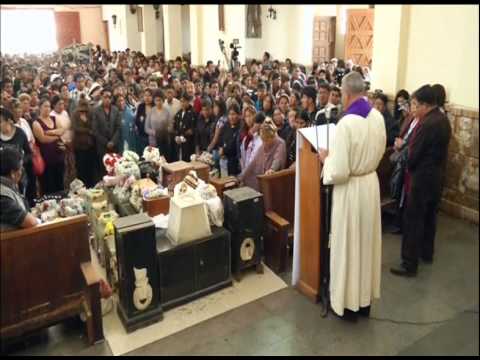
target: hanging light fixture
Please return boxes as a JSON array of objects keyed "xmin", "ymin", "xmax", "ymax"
[
  {"xmin": 153, "ymin": 4, "xmax": 160, "ymax": 19},
  {"xmin": 267, "ymin": 5, "xmax": 277, "ymax": 20},
  {"xmin": 129, "ymin": 5, "xmax": 137, "ymax": 14}
]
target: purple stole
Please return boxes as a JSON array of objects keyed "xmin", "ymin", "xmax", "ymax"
[{"xmin": 344, "ymin": 97, "xmax": 372, "ymax": 119}]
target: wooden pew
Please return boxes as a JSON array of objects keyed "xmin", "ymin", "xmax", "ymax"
[
  {"xmin": 0, "ymin": 215, "xmax": 104, "ymax": 347},
  {"xmin": 257, "ymin": 168, "xmax": 296, "ymax": 274}
]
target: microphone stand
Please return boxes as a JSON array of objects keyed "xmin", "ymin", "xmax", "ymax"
[{"xmin": 317, "ymin": 109, "xmax": 332, "ymax": 318}]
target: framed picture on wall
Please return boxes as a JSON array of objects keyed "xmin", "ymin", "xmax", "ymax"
[{"xmin": 137, "ymin": 6, "xmax": 143, "ymax": 32}]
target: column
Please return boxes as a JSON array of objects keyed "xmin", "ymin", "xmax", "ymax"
[{"xmin": 163, "ymin": 4, "xmax": 183, "ymax": 60}]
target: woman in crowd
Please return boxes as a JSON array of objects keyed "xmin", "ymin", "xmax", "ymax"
[
  {"xmin": 393, "ymin": 89, "xmax": 410, "ymax": 131},
  {"xmin": 71, "ymin": 98, "xmax": 96, "ymax": 188},
  {"xmin": 0, "ymin": 146, "xmax": 39, "ymax": 231},
  {"xmin": 432, "ymin": 83, "xmax": 447, "ymax": 114},
  {"xmin": 262, "ymin": 93, "xmax": 275, "ymax": 118},
  {"xmin": 277, "ymin": 93, "xmax": 290, "ymax": 117},
  {"xmin": 239, "ymin": 105, "xmax": 262, "ymax": 171},
  {"xmin": 0, "ymin": 107, "xmax": 33, "ymax": 204},
  {"xmin": 388, "ymin": 97, "xmax": 419, "ymax": 234},
  {"xmin": 219, "ymin": 103, "xmax": 242, "ymax": 176},
  {"xmin": 50, "ymin": 95, "xmax": 75, "ymax": 188},
  {"xmin": 286, "ymin": 110, "xmax": 308, "ymax": 169},
  {"xmin": 238, "ymin": 117, "xmax": 287, "ymax": 191},
  {"xmin": 134, "ymin": 88, "xmax": 154, "ymax": 155},
  {"xmin": 373, "ymin": 93, "xmax": 399, "ymax": 147},
  {"xmin": 116, "ymin": 94, "xmax": 137, "ymax": 154},
  {"xmin": 10, "ymin": 100, "xmax": 36, "ymax": 205},
  {"xmin": 32, "ymin": 98, "xmax": 65, "ymax": 195},
  {"xmin": 145, "ymin": 89, "xmax": 171, "ymax": 159},
  {"xmin": 209, "ymin": 98, "xmax": 228, "ymax": 171},
  {"xmin": 173, "ymin": 93, "xmax": 196, "ymax": 162},
  {"xmin": 272, "ymin": 106, "xmax": 291, "ymax": 142}
]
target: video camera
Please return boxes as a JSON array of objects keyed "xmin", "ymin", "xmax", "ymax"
[{"xmin": 229, "ymin": 39, "xmax": 241, "ymax": 62}]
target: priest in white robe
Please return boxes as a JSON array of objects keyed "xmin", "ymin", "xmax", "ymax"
[{"xmin": 318, "ymin": 71, "xmax": 386, "ymax": 320}]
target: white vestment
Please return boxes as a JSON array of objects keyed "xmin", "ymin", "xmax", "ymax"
[{"xmin": 322, "ymin": 108, "xmax": 386, "ymax": 316}]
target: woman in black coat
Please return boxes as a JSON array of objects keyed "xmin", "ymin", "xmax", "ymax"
[{"xmin": 173, "ymin": 94, "xmax": 197, "ymax": 162}]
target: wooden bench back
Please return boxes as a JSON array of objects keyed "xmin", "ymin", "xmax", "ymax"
[
  {"xmin": 0, "ymin": 215, "xmax": 90, "ymax": 331},
  {"xmin": 257, "ymin": 168, "xmax": 296, "ymax": 225}
]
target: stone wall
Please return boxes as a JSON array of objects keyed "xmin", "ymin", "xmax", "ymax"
[{"xmin": 441, "ymin": 106, "xmax": 479, "ymax": 224}]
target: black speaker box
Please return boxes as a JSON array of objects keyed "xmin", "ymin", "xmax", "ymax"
[
  {"xmin": 223, "ymin": 187, "xmax": 264, "ymax": 277},
  {"xmin": 114, "ymin": 213, "xmax": 163, "ymax": 333}
]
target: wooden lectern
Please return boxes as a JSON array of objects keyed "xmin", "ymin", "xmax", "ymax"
[{"xmin": 296, "ymin": 131, "xmax": 328, "ymax": 303}]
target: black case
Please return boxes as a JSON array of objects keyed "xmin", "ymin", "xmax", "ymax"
[
  {"xmin": 156, "ymin": 227, "xmax": 232, "ymax": 310},
  {"xmin": 223, "ymin": 187, "xmax": 264, "ymax": 276},
  {"xmin": 114, "ymin": 213, "xmax": 163, "ymax": 333}
]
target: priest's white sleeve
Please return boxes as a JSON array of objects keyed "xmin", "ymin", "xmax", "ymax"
[{"xmin": 322, "ymin": 119, "xmax": 350, "ymax": 185}]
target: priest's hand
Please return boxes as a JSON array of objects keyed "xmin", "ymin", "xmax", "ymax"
[
  {"xmin": 265, "ymin": 169, "xmax": 275, "ymax": 175},
  {"xmin": 318, "ymin": 148, "xmax": 329, "ymax": 164}
]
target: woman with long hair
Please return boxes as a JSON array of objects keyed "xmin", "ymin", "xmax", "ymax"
[
  {"xmin": 32, "ymin": 98, "xmax": 66, "ymax": 195},
  {"xmin": 393, "ymin": 89, "xmax": 410, "ymax": 131},
  {"xmin": 50, "ymin": 95, "xmax": 75, "ymax": 189}
]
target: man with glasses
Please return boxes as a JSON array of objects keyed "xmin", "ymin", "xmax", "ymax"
[{"xmin": 92, "ymin": 88, "xmax": 122, "ymax": 178}]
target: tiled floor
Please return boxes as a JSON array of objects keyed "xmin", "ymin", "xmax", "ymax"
[{"xmin": 4, "ymin": 212, "xmax": 479, "ymax": 356}]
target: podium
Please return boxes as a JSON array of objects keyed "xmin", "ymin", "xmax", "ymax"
[{"xmin": 292, "ymin": 125, "xmax": 335, "ymax": 303}]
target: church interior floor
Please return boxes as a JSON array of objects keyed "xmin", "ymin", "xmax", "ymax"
[{"xmin": 4, "ymin": 213, "xmax": 478, "ymax": 356}]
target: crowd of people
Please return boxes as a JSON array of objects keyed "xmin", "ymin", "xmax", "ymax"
[{"xmin": 0, "ymin": 48, "xmax": 379, "ymax": 202}]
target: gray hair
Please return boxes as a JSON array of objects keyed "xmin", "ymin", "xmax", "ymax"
[{"xmin": 341, "ymin": 71, "xmax": 365, "ymax": 95}]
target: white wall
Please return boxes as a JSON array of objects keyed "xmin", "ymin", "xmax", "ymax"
[
  {"xmin": 370, "ymin": 5, "xmax": 404, "ymax": 95},
  {"xmin": 125, "ymin": 7, "xmax": 141, "ymax": 51},
  {"xmin": 140, "ymin": 5, "xmax": 157, "ymax": 56},
  {"xmin": 102, "ymin": 5, "xmax": 128, "ymax": 51},
  {"xmin": 243, "ymin": 5, "xmax": 334, "ymax": 65},
  {"xmin": 402, "ymin": 5, "xmax": 479, "ymax": 109}
]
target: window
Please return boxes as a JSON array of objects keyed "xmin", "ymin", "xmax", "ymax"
[{"xmin": 1, "ymin": 9, "xmax": 58, "ymax": 55}]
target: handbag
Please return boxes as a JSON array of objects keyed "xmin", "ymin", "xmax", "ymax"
[
  {"xmin": 389, "ymin": 147, "xmax": 408, "ymax": 201},
  {"xmin": 32, "ymin": 143, "xmax": 46, "ymax": 176}
]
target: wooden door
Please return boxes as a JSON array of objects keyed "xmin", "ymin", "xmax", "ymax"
[
  {"xmin": 312, "ymin": 16, "xmax": 336, "ymax": 65},
  {"xmin": 345, "ymin": 9, "xmax": 374, "ymax": 66},
  {"xmin": 54, "ymin": 11, "xmax": 81, "ymax": 49}
]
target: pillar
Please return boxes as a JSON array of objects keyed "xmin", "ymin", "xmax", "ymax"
[{"xmin": 163, "ymin": 4, "xmax": 183, "ymax": 60}]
